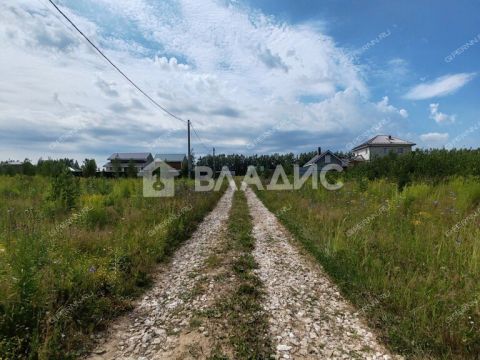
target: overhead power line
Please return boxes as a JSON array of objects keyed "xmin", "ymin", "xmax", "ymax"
[
  {"xmin": 46, "ymin": 0, "xmax": 187, "ymax": 125},
  {"xmin": 190, "ymin": 122, "xmax": 211, "ymax": 152}
]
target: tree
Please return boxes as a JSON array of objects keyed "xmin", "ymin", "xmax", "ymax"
[
  {"xmin": 112, "ymin": 158, "xmax": 122, "ymax": 178},
  {"xmin": 22, "ymin": 159, "xmax": 35, "ymax": 176},
  {"xmin": 126, "ymin": 160, "xmax": 138, "ymax": 178},
  {"xmin": 49, "ymin": 168, "xmax": 80, "ymax": 209},
  {"xmin": 82, "ymin": 159, "xmax": 97, "ymax": 177}
]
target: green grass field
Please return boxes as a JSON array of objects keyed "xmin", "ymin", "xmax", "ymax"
[
  {"xmin": 256, "ymin": 177, "xmax": 480, "ymax": 359},
  {"xmin": 0, "ymin": 175, "xmax": 225, "ymax": 359}
]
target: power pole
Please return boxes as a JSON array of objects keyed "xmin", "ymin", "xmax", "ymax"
[
  {"xmin": 187, "ymin": 120, "xmax": 192, "ymax": 179},
  {"xmin": 212, "ymin": 147, "xmax": 216, "ymax": 179}
]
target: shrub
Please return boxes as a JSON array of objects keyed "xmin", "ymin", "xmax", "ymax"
[{"xmin": 49, "ymin": 169, "xmax": 80, "ymax": 210}]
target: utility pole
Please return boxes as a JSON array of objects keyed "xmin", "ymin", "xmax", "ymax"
[
  {"xmin": 212, "ymin": 147, "xmax": 216, "ymax": 179},
  {"xmin": 187, "ymin": 120, "xmax": 192, "ymax": 179}
]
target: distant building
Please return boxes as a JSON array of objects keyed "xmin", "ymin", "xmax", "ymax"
[
  {"xmin": 5, "ymin": 160, "xmax": 24, "ymax": 166},
  {"xmin": 302, "ymin": 147, "xmax": 347, "ymax": 172},
  {"xmin": 351, "ymin": 135, "xmax": 415, "ymax": 161},
  {"xmin": 103, "ymin": 153, "xmax": 153, "ymax": 174},
  {"xmin": 347, "ymin": 154, "xmax": 367, "ymax": 167},
  {"xmin": 154, "ymin": 153, "xmax": 186, "ymax": 170}
]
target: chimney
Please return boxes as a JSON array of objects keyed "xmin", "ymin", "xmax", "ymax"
[
  {"xmin": 388, "ymin": 135, "xmax": 392, "ymax": 140},
  {"xmin": 317, "ymin": 147, "xmax": 321, "ymax": 155}
]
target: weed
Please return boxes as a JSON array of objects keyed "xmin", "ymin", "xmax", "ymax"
[
  {"xmin": 0, "ymin": 175, "xmax": 226, "ymax": 359},
  {"xmin": 257, "ymin": 177, "xmax": 480, "ymax": 359}
]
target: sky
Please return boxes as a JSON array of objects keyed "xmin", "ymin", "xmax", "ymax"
[{"xmin": 1, "ymin": 0, "xmax": 479, "ymax": 165}]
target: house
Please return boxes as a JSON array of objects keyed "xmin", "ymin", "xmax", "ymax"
[
  {"xmin": 5, "ymin": 160, "xmax": 24, "ymax": 166},
  {"xmin": 68, "ymin": 167, "xmax": 83, "ymax": 176},
  {"xmin": 103, "ymin": 153, "xmax": 153, "ymax": 174},
  {"xmin": 141, "ymin": 158, "xmax": 181, "ymax": 178},
  {"xmin": 351, "ymin": 135, "xmax": 415, "ymax": 161},
  {"xmin": 154, "ymin": 153, "xmax": 186, "ymax": 170},
  {"xmin": 346, "ymin": 154, "xmax": 367, "ymax": 167},
  {"xmin": 302, "ymin": 147, "xmax": 347, "ymax": 171}
]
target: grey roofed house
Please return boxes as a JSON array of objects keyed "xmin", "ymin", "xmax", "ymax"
[
  {"xmin": 103, "ymin": 152, "xmax": 153, "ymax": 173},
  {"xmin": 5, "ymin": 160, "xmax": 24, "ymax": 166},
  {"xmin": 154, "ymin": 153, "xmax": 186, "ymax": 170},
  {"xmin": 108, "ymin": 153, "xmax": 153, "ymax": 161},
  {"xmin": 303, "ymin": 147, "xmax": 347, "ymax": 170},
  {"xmin": 154, "ymin": 154, "xmax": 186, "ymax": 162},
  {"xmin": 351, "ymin": 135, "xmax": 415, "ymax": 161}
]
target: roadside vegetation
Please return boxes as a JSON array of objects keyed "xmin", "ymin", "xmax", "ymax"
[
  {"xmin": 256, "ymin": 177, "xmax": 480, "ymax": 359},
  {"xmin": 0, "ymin": 173, "xmax": 225, "ymax": 359},
  {"xmin": 347, "ymin": 149, "xmax": 480, "ymax": 191},
  {"xmin": 197, "ymin": 148, "xmax": 480, "ymax": 178}
]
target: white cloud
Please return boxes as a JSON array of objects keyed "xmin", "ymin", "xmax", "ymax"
[
  {"xmin": 0, "ymin": 0, "xmax": 411, "ymax": 162},
  {"xmin": 404, "ymin": 73, "xmax": 476, "ymax": 100},
  {"xmin": 420, "ymin": 132, "xmax": 449, "ymax": 145},
  {"xmin": 429, "ymin": 103, "xmax": 456, "ymax": 123}
]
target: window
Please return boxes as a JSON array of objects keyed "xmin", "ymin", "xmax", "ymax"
[
  {"xmin": 383, "ymin": 147, "xmax": 388, "ymax": 154},
  {"xmin": 397, "ymin": 147, "xmax": 404, "ymax": 154},
  {"xmin": 325, "ymin": 154, "xmax": 331, "ymax": 163}
]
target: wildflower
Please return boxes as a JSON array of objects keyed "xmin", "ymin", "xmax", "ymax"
[
  {"xmin": 88, "ymin": 266, "xmax": 97, "ymax": 273},
  {"xmin": 412, "ymin": 219, "xmax": 422, "ymax": 226}
]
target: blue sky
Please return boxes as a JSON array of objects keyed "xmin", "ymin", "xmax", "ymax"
[
  {"xmin": 247, "ymin": 0, "xmax": 480, "ymax": 143},
  {"xmin": 0, "ymin": 0, "xmax": 479, "ymax": 164}
]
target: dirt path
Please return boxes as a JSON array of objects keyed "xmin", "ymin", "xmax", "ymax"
[
  {"xmin": 245, "ymin": 187, "xmax": 401, "ymax": 360},
  {"xmin": 88, "ymin": 187, "xmax": 234, "ymax": 360},
  {"xmin": 88, "ymin": 184, "xmax": 400, "ymax": 360}
]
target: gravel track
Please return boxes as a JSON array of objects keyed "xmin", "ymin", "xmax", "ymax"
[
  {"xmin": 87, "ymin": 187, "xmax": 234, "ymax": 360},
  {"xmin": 245, "ymin": 187, "xmax": 402, "ymax": 360},
  {"xmin": 87, "ymin": 185, "xmax": 400, "ymax": 360}
]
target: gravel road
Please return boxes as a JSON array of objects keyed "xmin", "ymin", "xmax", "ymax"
[
  {"xmin": 87, "ymin": 185, "xmax": 401, "ymax": 360},
  {"xmin": 245, "ymin": 187, "xmax": 402, "ymax": 360},
  {"xmin": 88, "ymin": 187, "xmax": 234, "ymax": 360}
]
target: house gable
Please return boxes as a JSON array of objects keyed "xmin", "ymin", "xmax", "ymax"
[{"xmin": 303, "ymin": 150, "xmax": 344, "ymax": 168}]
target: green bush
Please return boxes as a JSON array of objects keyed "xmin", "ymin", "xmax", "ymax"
[{"xmin": 49, "ymin": 170, "xmax": 80, "ymax": 210}]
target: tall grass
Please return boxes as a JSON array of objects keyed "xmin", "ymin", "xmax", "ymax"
[
  {"xmin": 256, "ymin": 177, "xmax": 480, "ymax": 359},
  {"xmin": 0, "ymin": 175, "xmax": 225, "ymax": 359}
]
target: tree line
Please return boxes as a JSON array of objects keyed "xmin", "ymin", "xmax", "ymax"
[
  {"xmin": 196, "ymin": 151, "xmax": 349, "ymax": 176},
  {"xmin": 2, "ymin": 149, "xmax": 480, "ymax": 185},
  {"xmin": 346, "ymin": 148, "xmax": 480, "ymax": 190},
  {"xmin": 0, "ymin": 158, "xmax": 100, "ymax": 177}
]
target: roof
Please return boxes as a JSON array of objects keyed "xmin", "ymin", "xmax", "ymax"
[
  {"xmin": 5, "ymin": 160, "xmax": 23, "ymax": 166},
  {"xmin": 303, "ymin": 150, "xmax": 343, "ymax": 167},
  {"xmin": 107, "ymin": 153, "xmax": 152, "ymax": 161},
  {"xmin": 352, "ymin": 135, "xmax": 415, "ymax": 151},
  {"xmin": 154, "ymin": 153, "xmax": 186, "ymax": 162},
  {"xmin": 140, "ymin": 159, "xmax": 181, "ymax": 176},
  {"xmin": 351, "ymin": 155, "xmax": 366, "ymax": 162}
]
